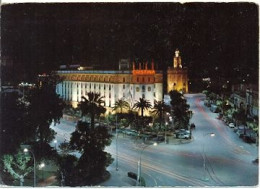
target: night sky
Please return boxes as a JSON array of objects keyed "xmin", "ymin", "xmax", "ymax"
[{"xmin": 1, "ymin": 3, "xmax": 258, "ymax": 83}]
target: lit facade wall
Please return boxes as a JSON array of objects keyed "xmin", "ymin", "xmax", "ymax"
[{"xmin": 56, "ymin": 69, "xmax": 163, "ymax": 114}]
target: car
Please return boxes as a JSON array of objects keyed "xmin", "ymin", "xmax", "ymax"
[
  {"xmin": 152, "ymin": 135, "xmax": 165, "ymax": 142},
  {"xmin": 233, "ymin": 125, "xmax": 247, "ymax": 133},
  {"xmin": 177, "ymin": 133, "xmax": 189, "ymax": 139},
  {"xmin": 243, "ymin": 136, "xmax": 254, "ymax": 143},
  {"xmin": 236, "ymin": 130, "xmax": 245, "ymax": 138},
  {"xmin": 252, "ymin": 158, "xmax": 258, "ymax": 165},
  {"xmin": 228, "ymin": 123, "xmax": 235, "ymax": 128}
]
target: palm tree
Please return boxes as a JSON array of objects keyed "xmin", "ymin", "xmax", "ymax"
[
  {"xmin": 133, "ymin": 98, "xmax": 152, "ymax": 118},
  {"xmin": 79, "ymin": 92, "xmax": 106, "ymax": 130},
  {"xmin": 133, "ymin": 98, "xmax": 151, "ymax": 132},
  {"xmin": 113, "ymin": 99, "xmax": 130, "ymax": 113},
  {"xmin": 151, "ymin": 100, "xmax": 170, "ymax": 126}
]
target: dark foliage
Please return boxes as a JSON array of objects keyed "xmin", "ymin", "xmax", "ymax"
[{"xmin": 65, "ymin": 121, "xmax": 113, "ymax": 186}]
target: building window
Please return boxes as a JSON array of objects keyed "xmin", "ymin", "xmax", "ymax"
[
  {"xmin": 136, "ymin": 87, "xmax": 140, "ymax": 92},
  {"xmin": 94, "ymin": 84, "xmax": 96, "ymax": 89},
  {"xmin": 137, "ymin": 77, "xmax": 139, "ymax": 82},
  {"xmin": 142, "ymin": 85, "xmax": 145, "ymax": 92},
  {"xmin": 109, "ymin": 93, "xmax": 111, "ymax": 98},
  {"xmin": 148, "ymin": 87, "xmax": 151, "ymax": 91},
  {"xmin": 154, "ymin": 92, "xmax": 156, "ymax": 97},
  {"xmin": 123, "ymin": 93, "xmax": 125, "ymax": 97},
  {"xmin": 148, "ymin": 77, "xmax": 150, "ymax": 82},
  {"xmin": 104, "ymin": 85, "xmax": 106, "ymax": 90},
  {"xmin": 123, "ymin": 77, "xmax": 125, "ymax": 82},
  {"xmin": 109, "ymin": 85, "xmax": 111, "ymax": 90},
  {"xmin": 142, "ymin": 94, "xmax": 145, "ymax": 99},
  {"xmin": 99, "ymin": 84, "xmax": 101, "ymax": 90},
  {"xmin": 123, "ymin": 85, "xmax": 125, "ymax": 89},
  {"xmin": 90, "ymin": 84, "xmax": 92, "ymax": 89},
  {"xmin": 143, "ymin": 77, "xmax": 145, "ymax": 82}
]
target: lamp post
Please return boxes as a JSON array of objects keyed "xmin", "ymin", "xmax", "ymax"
[
  {"xmin": 202, "ymin": 133, "xmax": 215, "ymax": 181},
  {"xmin": 165, "ymin": 122, "xmax": 168, "ymax": 144},
  {"xmin": 39, "ymin": 162, "xmax": 45, "ymax": 181},
  {"xmin": 137, "ymin": 142, "xmax": 157, "ymax": 186},
  {"xmin": 54, "ymin": 140, "xmax": 57, "ymax": 150},
  {"xmin": 115, "ymin": 114, "xmax": 119, "ymax": 171},
  {"xmin": 24, "ymin": 148, "xmax": 36, "ymax": 187}
]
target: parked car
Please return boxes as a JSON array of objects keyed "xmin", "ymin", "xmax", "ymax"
[
  {"xmin": 228, "ymin": 123, "xmax": 235, "ymax": 128},
  {"xmin": 236, "ymin": 130, "xmax": 245, "ymax": 138},
  {"xmin": 177, "ymin": 133, "xmax": 189, "ymax": 139},
  {"xmin": 233, "ymin": 125, "xmax": 248, "ymax": 133},
  {"xmin": 152, "ymin": 135, "xmax": 165, "ymax": 142},
  {"xmin": 252, "ymin": 158, "xmax": 259, "ymax": 165},
  {"xmin": 174, "ymin": 129, "xmax": 190, "ymax": 138}
]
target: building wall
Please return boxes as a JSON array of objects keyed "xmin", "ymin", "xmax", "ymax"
[{"xmin": 56, "ymin": 70, "xmax": 163, "ymax": 115}]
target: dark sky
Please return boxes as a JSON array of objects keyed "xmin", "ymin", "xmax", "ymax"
[{"xmin": 1, "ymin": 3, "xmax": 258, "ymax": 82}]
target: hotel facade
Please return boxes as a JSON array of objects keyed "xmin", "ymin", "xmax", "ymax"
[{"xmin": 56, "ymin": 50, "xmax": 188, "ymax": 113}]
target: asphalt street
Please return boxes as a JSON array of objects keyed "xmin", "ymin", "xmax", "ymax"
[{"xmin": 51, "ymin": 93, "xmax": 258, "ymax": 187}]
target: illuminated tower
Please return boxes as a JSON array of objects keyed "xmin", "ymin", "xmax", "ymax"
[{"xmin": 167, "ymin": 49, "xmax": 189, "ymax": 93}]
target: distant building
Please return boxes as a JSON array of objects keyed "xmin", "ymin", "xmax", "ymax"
[
  {"xmin": 167, "ymin": 49, "xmax": 189, "ymax": 93},
  {"xmin": 231, "ymin": 83, "xmax": 258, "ymax": 117},
  {"xmin": 56, "ymin": 59, "xmax": 163, "ymax": 115},
  {"xmin": 56, "ymin": 50, "xmax": 189, "ymax": 115}
]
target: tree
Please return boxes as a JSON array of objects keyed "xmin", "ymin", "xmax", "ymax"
[
  {"xmin": 2, "ymin": 151, "xmax": 33, "ymax": 186},
  {"xmin": 0, "ymin": 92, "xmax": 34, "ymax": 155},
  {"xmin": 67, "ymin": 121, "xmax": 113, "ymax": 186},
  {"xmin": 79, "ymin": 92, "xmax": 106, "ymax": 130},
  {"xmin": 232, "ymin": 107, "xmax": 247, "ymax": 126},
  {"xmin": 133, "ymin": 98, "xmax": 152, "ymax": 131},
  {"xmin": 133, "ymin": 98, "xmax": 152, "ymax": 118},
  {"xmin": 25, "ymin": 74, "xmax": 64, "ymax": 145},
  {"xmin": 151, "ymin": 100, "xmax": 170, "ymax": 126},
  {"xmin": 169, "ymin": 90, "xmax": 192, "ymax": 130},
  {"xmin": 113, "ymin": 99, "xmax": 130, "ymax": 113}
]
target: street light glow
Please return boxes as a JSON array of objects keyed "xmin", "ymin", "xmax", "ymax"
[
  {"xmin": 210, "ymin": 133, "xmax": 215, "ymax": 137},
  {"xmin": 23, "ymin": 148, "xmax": 28, "ymax": 153},
  {"xmin": 39, "ymin": 163, "xmax": 45, "ymax": 168}
]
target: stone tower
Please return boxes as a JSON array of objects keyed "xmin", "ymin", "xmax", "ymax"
[{"xmin": 167, "ymin": 49, "xmax": 189, "ymax": 93}]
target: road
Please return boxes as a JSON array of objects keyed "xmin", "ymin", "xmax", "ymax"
[{"xmin": 51, "ymin": 93, "xmax": 258, "ymax": 187}]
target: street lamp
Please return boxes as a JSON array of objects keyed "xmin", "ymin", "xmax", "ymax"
[
  {"xmin": 165, "ymin": 122, "xmax": 168, "ymax": 144},
  {"xmin": 54, "ymin": 140, "xmax": 57, "ymax": 150},
  {"xmin": 202, "ymin": 133, "xmax": 215, "ymax": 181},
  {"xmin": 39, "ymin": 163, "xmax": 45, "ymax": 181},
  {"xmin": 115, "ymin": 114, "xmax": 119, "ymax": 171},
  {"xmin": 24, "ymin": 148, "xmax": 36, "ymax": 187},
  {"xmin": 137, "ymin": 142, "xmax": 157, "ymax": 186}
]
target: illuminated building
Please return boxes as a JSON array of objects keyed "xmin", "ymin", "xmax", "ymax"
[
  {"xmin": 56, "ymin": 50, "xmax": 189, "ymax": 114},
  {"xmin": 167, "ymin": 49, "xmax": 189, "ymax": 93},
  {"xmin": 56, "ymin": 60, "xmax": 163, "ymax": 114}
]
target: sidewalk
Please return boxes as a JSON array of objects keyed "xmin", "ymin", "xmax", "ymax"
[
  {"xmin": 100, "ymin": 167, "xmax": 136, "ymax": 187},
  {"xmin": 37, "ymin": 176, "xmax": 57, "ymax": 187}
]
